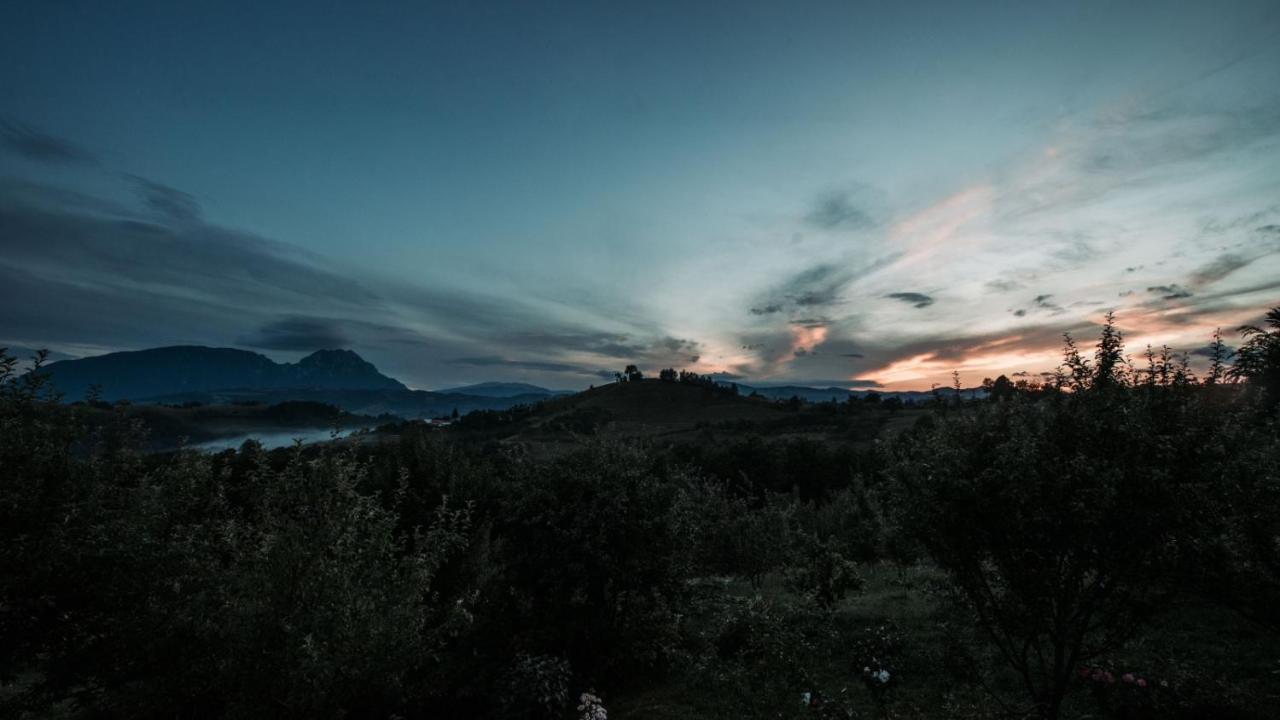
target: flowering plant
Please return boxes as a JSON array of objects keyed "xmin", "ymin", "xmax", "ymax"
[
  {"xmin": 1079, "ymin": 665, "xmax": 1158, "ymax": 715},
  {"xmin": 577, "ymin": 690, "xmax": 607, "ymax": 720}
]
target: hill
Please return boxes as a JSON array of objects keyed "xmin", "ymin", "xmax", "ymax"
[
  {"xmin": 739, "ymin": 383, "xmax": 988, "ymax": 404},
  {"xmin": 434, "ymin": 381, "xmax": 569, "ymax": 398},
  {"xmin": 447, "ymin": 378, "xmax": 924, "ymax": 452},
  {"xmin": 39, "ymin": 346, "xmax": 406, "ymax": 401}
]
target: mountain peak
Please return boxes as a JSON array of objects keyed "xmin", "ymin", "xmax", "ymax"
[
  {"xmin": 40, "ymin": 345, "xmax": 405, "ymax": 401},
  {"xmin": 298, "ymin": 348, "xmax": 366, "ymax": 366}
]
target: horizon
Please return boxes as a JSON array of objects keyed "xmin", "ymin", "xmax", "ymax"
[{"xmin": 3, "ymin": 2, "xmax": 1280, "ymax": 391}]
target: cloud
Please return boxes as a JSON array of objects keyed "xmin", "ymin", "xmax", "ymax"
[
  {"xmin": 1076, "ymin": 103, "xmax": 1280, "ymax": 179},
  {"xmin": 790, "ymin": 264, "xmax": 852, "ymax": 307},
  {"xmin": 1147, "ymin": 284, "xmax": 1193, "ymax": 300},
  {"xmin": 1190, "ymin": 343, "xmax": 1235, "ymax": 358},
  {"xmin": 127, "ymin": 175, "xmax": 202, "ymax": 222},
  {"xmin": 886, "ymin": 292, "xmax": 935, "ymax": 308},
  {"xmin": 790, "ymin": 318, "xmax": 829, "ymax": 328},
  {"xmin": 750, "ymin": 304, "xmax": 783, "ymax": 316},
  {"xmin": 985, "ymin": 279, "xmax": 1023, "ymax": 293},
  {"xmin": 0, "ymin": 186, "xmax": 383, "ymax": 317},
  {"xmin": 1187, "ymin": 252, "xmax": 1268, "ymax": 287},
  {"xmin": 746, "ymin": 378, "xmax": 883, "ymax": 389},
  {"xmin": 707, "ymin": 371, "xmax": 744, "ymax": 381},
  {"xmin": 239, "ymin": 316, "xmax": 350, "ymax": 351},
  {"xmin": 0, "ymin": 119, "xmax": 97, "ymax": 165},
  {"xmin": 1, "ymin": 178, "xmax": 712, "ymax": 389},
  {"xmin": 1049, "ymin": 233, "xmax": 1099, "ymax": 267},
  {"xmin": 805, "ymin": 190, "xmax": 876, "ymax": 231},
  {"xmin": 1031, "ymin": 294, "xmax": 1064, "ymax": 313},
  {"xmin": 449, "ymin": 356, "xmax": 595, "ymax": 374}
]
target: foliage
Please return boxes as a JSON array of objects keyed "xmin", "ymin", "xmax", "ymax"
[
  {"xmin": 783, "ymin": 532, "xmax": 863, "ymax": 609},
  {"xmin": 886, "ymin": 317, "xmax": 1275, "ymax": 719},
  {"xmin": 1229, "ymin": 307, "xmax": 1280, "ymax": 407},
  {"xmin": 4, "ymin": 307, "xmax": 1280, "ymax": 720}
]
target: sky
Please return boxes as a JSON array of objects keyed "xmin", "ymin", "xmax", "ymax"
[{"xmin": 2, "ymin": 1, "xmax": 1279, "ymax": 391}]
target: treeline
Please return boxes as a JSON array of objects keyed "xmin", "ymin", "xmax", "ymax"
[{"xmin": 1, "ymin": 309, "xmax": 1278, "ymax": 719}]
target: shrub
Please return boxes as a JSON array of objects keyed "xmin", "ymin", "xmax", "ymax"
[{"xmin": 889, "ymin": 387, "xmax": 1206, "ymax": 719}]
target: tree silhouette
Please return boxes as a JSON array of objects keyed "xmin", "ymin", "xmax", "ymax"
[
  {"xmin": 1093, "ymin": 311, "xmax": 1125, "ymax": 388},
  {"xmin": 1205, "ymin": 327, "xmax": 1229, "ymax": 385},
  {"xmin": 1229, "ymin": 307, "xmax": 1280, "ymax": 406}
]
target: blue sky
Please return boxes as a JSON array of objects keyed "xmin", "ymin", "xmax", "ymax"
[{"xmin": 2, "ymin": 1, "xmax": 1279, "ymax": 390}]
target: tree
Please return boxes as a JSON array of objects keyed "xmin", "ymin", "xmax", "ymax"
[
  {"xmin": 1061, "ymin": 333, "xmax": 1091, "ymax": 391},
  {"xmin": 1205, "ymin": 328, "xmax": 1229, "ymax": 386},
  {"xmin": 658, "ymin": 368, "xmax": 677, "ymax": 382},
  {"xmin": 889, "ymin": 329, "xmax": 1203, "ymax": 719},
  {"xmin": 1092, "ymin": 311, "xmax": 1126, "ymax": 389},
  {"xmin": 623, "ymin": 364, "xmax": 643, "ymax": 383},
  {"xmin": 988, "ymin": 375, "xmax": 1015, "ymax": 401},
  {"xmin": 1229, "ymin": 306, "xmax": 1280, "ymax": 407}
]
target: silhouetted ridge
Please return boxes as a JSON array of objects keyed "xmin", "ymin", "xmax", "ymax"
[{"xmin": 39, "ymin": 345, "xmax": 406, "ymax": 401}]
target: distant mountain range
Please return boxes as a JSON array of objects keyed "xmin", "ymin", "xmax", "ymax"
[
  {"xmin": 31, "ymin": 345, "xmax": 980, "ymax": 419},
  {"xmin": 40, "ymin": 347, "xmax": 406, "ymax": 401},
  {"xmin": 35, "ymin": 346, "xmax": 568, "ymax": 418},
  {"xmin": 435, "ymin": 381, "xmax": 572, "ymax": 398},
  {"xmin": 736, "ymin": 384, "xmax": 987, "ymax": 404}
]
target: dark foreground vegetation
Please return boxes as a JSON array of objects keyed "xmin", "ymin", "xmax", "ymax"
[{"xmin": 2, "ymin": 309, "xmax": 1279, "ymax": 719}]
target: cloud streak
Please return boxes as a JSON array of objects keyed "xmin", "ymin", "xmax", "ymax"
[{"xmin": 0, "ymin": 119, "xmax": 97, "ymax": 165}]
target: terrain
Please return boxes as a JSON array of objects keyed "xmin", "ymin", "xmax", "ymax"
[
  {"xmin": 74, "ymin": 400, "xmax": 378, "ymax": 451},
  {"xmin": 443, "ymin": 377, "xmax": 926, "ymax": 456},
  {"xmin": 40, "ymin": 346, "xmax": 406, "ymax": 400},
  {"xmin": 4, "ymin": 310, "xmax": 1280, "ymax": 719}
]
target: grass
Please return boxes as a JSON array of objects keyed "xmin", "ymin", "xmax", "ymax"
[{"xmin": 612, "ymin": 563, "xmax": 1280, "ymax": 720}]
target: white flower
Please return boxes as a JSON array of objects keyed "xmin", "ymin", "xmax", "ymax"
[
  {"xmin": 876, "ymin": 669, "xmax": 891, "ymax": 683},
  {"xmin": 578, "ymin": 691, "xmax": 607, "ymax": 720},
  {"xmin": 800, "ymin": 691, "xmax": 812, "ymax": 706}
]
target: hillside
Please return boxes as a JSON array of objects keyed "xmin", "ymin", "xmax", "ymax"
[
  {"xmin": 40, "ymin": 346, "xmax": 405, "ymax": 401},
  {"xmin": 434, "ymin": 381, "xmax": 568, "ymax": 398},
  {"xmin": 449, "ymin": 378, "xmax": 923, "ymax": 451}
]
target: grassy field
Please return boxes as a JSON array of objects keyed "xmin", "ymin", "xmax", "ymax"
[{"xmin": 613, "ymin": 563, "xmax": 1280, "ymax": 719}]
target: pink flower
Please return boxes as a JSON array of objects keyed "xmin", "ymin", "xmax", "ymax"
[
  {"xmin": 1121, "ymin": 673, "xmax": 1135, "ymax": 684},
  {"xmin": 1102, "ymin": 671, "xmax": 1115, "ymax": 684},
  {"xmin": 1136, "ymin": 678, "xmax": 1147, "ymax": 688}
]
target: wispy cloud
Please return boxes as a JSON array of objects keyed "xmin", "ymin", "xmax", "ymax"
[
  {"xmin": 239, "ymin": 316, "xmax": 350, "ymax": 351},
  {"xmin": 0, "ymin": 119, "xmax": 97, "ymax": 165},
  {"xmin": 885, "ymin": 292, "xmax": 934, "ymax": 308}
]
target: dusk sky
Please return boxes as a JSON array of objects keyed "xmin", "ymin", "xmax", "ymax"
[{"xmin": 3, "ymin": 1, "xmax": 1279, "ymax": 390}]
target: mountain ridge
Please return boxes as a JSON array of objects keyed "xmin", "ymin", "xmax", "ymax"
[{"xmin": 39, "ymin": 345, "xmax": 406, "ymax": 401}]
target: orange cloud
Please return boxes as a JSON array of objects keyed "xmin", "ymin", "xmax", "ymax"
[
  {"xmin": 790, "ymin": 323, "xmax": 828, "ymax": 356},
  {"xmin": 890, "ymin": 185, "xmax": 994, "ymax": 267}
]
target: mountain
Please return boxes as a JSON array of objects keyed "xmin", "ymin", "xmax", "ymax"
[
  {"xmin": 435, "ymin": 381, "xmax": 568, "ymax": 398},
  {"xmin": 2, "ymin": 345, "xmax": 79, "ymax": 372},
  {"xmin": 39, "ymin": 346, "xmax": 406, "ymax": 401}
]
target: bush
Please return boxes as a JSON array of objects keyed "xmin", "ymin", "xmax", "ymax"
[
  {"xmin": 889, "ymin": 386, "xmax": 1215, "ymax": 719},
  {"xmin": 485, "ymin": 443, "xmax": 691, "ymax": 683}
]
